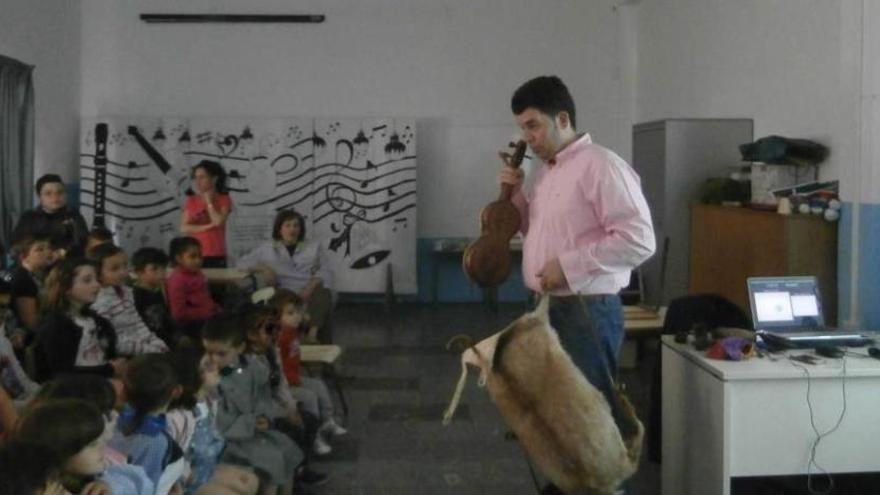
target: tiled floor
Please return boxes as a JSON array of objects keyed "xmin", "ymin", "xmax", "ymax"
[{"xmin": 306, "ymin": 302, "xmax": 661, "ymax": 495}]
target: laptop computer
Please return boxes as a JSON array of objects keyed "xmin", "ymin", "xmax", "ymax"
[{"xmin": 747, "ymin": 276, "xmax": 874, "ymax": 348}]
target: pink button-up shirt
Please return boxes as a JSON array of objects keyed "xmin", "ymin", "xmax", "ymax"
[{"xmin": 512, "ymin": 133, "xmax": 655, "ymax": 295}]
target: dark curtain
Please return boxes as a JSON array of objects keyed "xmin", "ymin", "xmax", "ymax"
[{"xmin": 0, "ymin": 55, "xmax": 35, "ymax": 264}]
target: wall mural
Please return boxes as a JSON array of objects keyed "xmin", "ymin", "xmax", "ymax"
[{"xmin": 79, "ymin": 117, "xmax": 418, "ymax": 294}]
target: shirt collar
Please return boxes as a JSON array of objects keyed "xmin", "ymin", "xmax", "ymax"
[{"xmin": 548, "ymin": 133, "xmax": 592, "ymax": 166}]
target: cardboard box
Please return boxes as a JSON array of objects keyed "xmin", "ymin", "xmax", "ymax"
[{"xmin": 750, "ymin": 162, "xmax": 799, "ymax": 205}]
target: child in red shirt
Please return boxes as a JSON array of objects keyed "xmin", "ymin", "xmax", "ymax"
[
  {"xmin": 166, "ymin": 237, "xmax": 220, "ymax": 341},
  {"xmin": 270, "ymin": 289, "xmax": 346, "ymax": 455}
]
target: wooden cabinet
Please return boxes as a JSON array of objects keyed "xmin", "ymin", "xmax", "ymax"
[{"xmin": 689, "ymin": 204, "xmax": 838, "ymax": 324}]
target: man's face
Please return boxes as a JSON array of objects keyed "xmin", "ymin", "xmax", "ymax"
[
  {"xmin": 515, "ymin": 107, "xmax": 567, "ymax": 162},
  {"xmin": 38, "ymin": 182, "xmax": 66, "ymax": 213}
]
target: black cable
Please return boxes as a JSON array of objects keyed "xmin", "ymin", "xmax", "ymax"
[{"xmin": 788, "ymin": 356, "xmax": 848, "ymax": 495}]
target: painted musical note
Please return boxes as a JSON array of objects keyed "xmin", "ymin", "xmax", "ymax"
[
  {"xmin": 159, "ymin": 223, "xmax": 174, "ymax": 234},
  {"xmin": 392, "ymin": 218, "xmax": 408, "ymax": 232}
]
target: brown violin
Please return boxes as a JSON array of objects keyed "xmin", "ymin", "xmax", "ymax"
[{"xmin": 462, "ymin": 140, "xmax": 528, "ymax": 288}]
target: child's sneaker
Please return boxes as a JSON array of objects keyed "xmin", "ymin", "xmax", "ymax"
[
  {"xmin": 321, "ymin": 418, "xmax": 348, "ymax": 437},
  {"xmin": 296, "ymin": 466, "xmax": 329, "ymax": 486},
  {"xmin": 313, "ymin": 435, "xmax": 332, "ymax": 456}
]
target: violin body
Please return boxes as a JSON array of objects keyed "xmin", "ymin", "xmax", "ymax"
[{"xmin": 463, "ymin": 141, "xmax": 527, "ymax": 288}]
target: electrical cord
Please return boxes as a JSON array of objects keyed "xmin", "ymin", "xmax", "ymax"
[{"xmin": 787, "ymin": 356, "xmax": 848, "ymax": 495}]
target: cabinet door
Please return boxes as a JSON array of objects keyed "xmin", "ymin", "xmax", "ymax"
[{"xmin": 690, "ymin": 205, "xmax": 787, "ymax": 314}]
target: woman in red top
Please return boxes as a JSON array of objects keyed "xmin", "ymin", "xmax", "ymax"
[{"xmin": 181, "ymin": 160, "xmax": 232, "ymax": 268}]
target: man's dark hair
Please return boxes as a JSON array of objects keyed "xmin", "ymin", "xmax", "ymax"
[
  {"xmin": 169, "ymin": 237, "xmax": 201, "ymax": 264},
  {"xmin": 132, "ymin": 247, "xmax": 170, "ymax": 271},
  {"xmin": 511, "ymin": 75, "xmax": 577, "ymax": 130},
  {"xmin": 35, "ymin": 174, "xmax": 65, "ymax": 195}
]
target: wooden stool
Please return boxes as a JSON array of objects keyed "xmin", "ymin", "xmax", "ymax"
[{"xmin": 301, "ymin": 344, "xmax": 349, "ymax": 421}]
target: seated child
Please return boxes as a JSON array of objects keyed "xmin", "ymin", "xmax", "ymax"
[
  {"xmin": 5, "ymin": 233, "xmax": 52, "ymax": 341},
  {"xmin": 0, "ymin": 440, "xmax": 64, "ymax": 495},
  {"xmin": 167, "ymin": 237, "xmax": 220, "ymax": 341},
  {"xmin": 0, "ymin": 279, "xmax": 39, "ymax": 407},
  {"xmin": 166, "ymin": 345, "xmax": 259, "ymax": 495},
  {"xmin": 202, "ymin": 312, "xmax": 301, "ymax": 495},
  {"xmin": 132, "ymin": 247, "xmax": 178, "ymax": 347},
  {"xmin": 243, "ymin": 307, "xmax": 328, "ymax": 486},
  {"xmin": 84, "ymin": 226, "xmax": 114, "ymax": 259},
  {"xmin": 14, "ymin": 398, "xmax": 113, "ymax": 494},
  {"xmin": 35, "ymin": 374, "xmax": 155, "ymax": 495},
  {"xmin": 269, "ymin": 290, "xmax": 346, "ymax": 453},
  {"xmin": 109, "ymin": 353, "xmax": 185, "ymax": 494},
  {"xmin": 34, "ymin": 258, "xmax": 126, "ymax": 382},
  {"xmin": 90, "ymin": 244, "xmax": 168, "ymax": 355}
]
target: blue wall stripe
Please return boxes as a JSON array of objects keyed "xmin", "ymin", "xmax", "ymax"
[{"xmin": 838, "ymin": 202, "xmax": 880, "ymax": 330}]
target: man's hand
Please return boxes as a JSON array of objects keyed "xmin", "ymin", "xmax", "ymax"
[
  {"xmin": 497, "ymin": 151, "xmax": 525, "ymax": 192},
  {"xmin": 537, "ymin": 257, "xmax": 568, "ymax": 292}
]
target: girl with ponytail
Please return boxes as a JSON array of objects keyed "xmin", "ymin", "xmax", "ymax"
[{"xmin": 109, "ymin": 353, "xmax": 186, "ymax": 494}]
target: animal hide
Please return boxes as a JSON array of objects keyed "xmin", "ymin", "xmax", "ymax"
[{"xmin": 443, "ymin": 297, "xmax": 643, "ymax": 495}]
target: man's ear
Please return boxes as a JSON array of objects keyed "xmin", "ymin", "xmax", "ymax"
[{"xmin": 556, "ymin": 111, "xmax": 571, "ymax": 130}]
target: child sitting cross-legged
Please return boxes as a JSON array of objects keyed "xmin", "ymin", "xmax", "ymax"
[
  {"xmin": 0, "ymin": 278, "xmax": 39, "ymax": 408},
  {"xmin": 14, "ymin": 399, "xmax": 114, "ymax": 495},
  {"xmin": 34, "ymin": 258, "xmax": 126, "ymax": 382},
  {"xmin": 132, "ymin": 247, "xmax": 178, "ymax": 348},
  {"xmin": 91, "ymin": 243, "xmax": 168, "ymax": 355},
  {"xmin": 167, "ymin": 237, "xmax": 220, "ymax": 343},
  {"xmin": 202, "ymin": 311, "xmax": 302, "ymax": 495},
  {"xmin": 165, "ymin": 345, "xmax": 259, "ymax": 495},
  {"xmin": 35, "ymin": 373, "xmax": 156, "ymax": 495},
  {"xmin": 269, "ymin": 289, "xmax": 347, "ymax": 454},
  {"xmin": 109, "ymin": 354, "xmax": 186, "ymax": 494},
  {"xmin": 0, "ymin": 440, "xmax": 65, "ymax": 495},
  {"xmin": 5, "ymin": 233, "xmax": 52, "ymax": 342},
  {"xmin": 243, "ymin": 306, "xmax": 328, "ymax": 488}
]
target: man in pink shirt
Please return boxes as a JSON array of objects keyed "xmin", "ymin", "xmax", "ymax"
[{"xmin": 499, "ymin": 76, "xmax": 655, "ymax": 469}]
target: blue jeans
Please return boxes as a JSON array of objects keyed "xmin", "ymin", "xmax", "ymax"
[{"xmin": 547, "ymin": 294, "xmax": 624, "ymax": 419}]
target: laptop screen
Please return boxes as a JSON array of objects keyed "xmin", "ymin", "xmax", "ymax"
[{"xmin": 748, "ymin": 276, "xmax": 825, "ymax": 329}]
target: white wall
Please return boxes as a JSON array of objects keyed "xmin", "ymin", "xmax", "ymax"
[
  {"xmin": 79, "ymin": 0, "xmax": 632, "ymax": 237},
  {"xmin": 0, "ymin": 0, "xmax": 82, "ymax": 183},
  {"xmin": 636, "ymin": 0, "xmax": 861, "ymax": 191}
]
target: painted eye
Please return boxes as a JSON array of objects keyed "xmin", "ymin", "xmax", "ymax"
[{"xmin": 350, "ymin": 249, "xmax": 390, "ymax": 269}]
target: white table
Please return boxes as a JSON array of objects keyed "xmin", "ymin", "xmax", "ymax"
[{"xmin": 661, "ymin": 336, "xmax": 880, "ymax": 495}]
